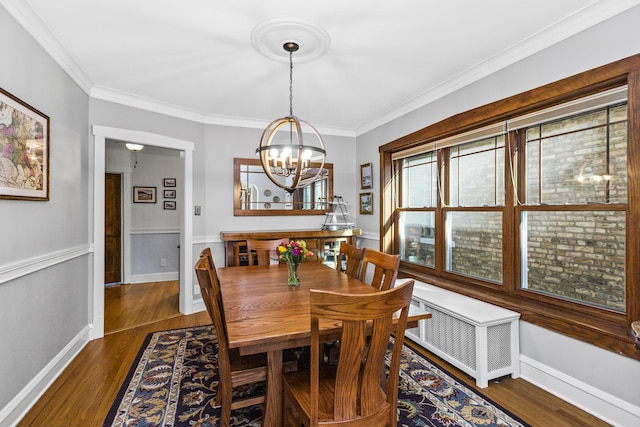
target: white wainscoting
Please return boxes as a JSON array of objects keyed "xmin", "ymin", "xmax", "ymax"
[{"xmin": 0, "ymin": 324, "xmax": 91, "ymax": 427}]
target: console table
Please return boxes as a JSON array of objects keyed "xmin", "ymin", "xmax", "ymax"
[{"xmin": 220, "ymin": 229, "xmax": 362, "ymax": 267}]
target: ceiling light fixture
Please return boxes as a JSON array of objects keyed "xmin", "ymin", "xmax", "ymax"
[
  {"xmin": 125, "ymin": 143, "xmax": 144, "ymax": 151},
  {"xmin": 256, "ymin": 41, "xmax": 326, "ymax": 192}
]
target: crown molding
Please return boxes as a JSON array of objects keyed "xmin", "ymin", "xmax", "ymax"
[
  {"xmin": 90, "ymin": 85, "xmax": 356, "ymax": 137},
  {"xmin": 3, "ymin": 0, "xmax": 638, "ymax": 139},
  {"xmin": 354, "ymin": 0, "xmax": 640, "ymax": 136}
]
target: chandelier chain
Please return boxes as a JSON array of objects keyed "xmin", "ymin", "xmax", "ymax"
[{"xmin": 289, "ymin": 49, "xmax": 294, "ymax": 117}]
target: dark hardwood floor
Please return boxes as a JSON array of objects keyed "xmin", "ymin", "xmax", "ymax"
[{"xmin": 17, "ymin": 281, "xmax": 610, "ymax": 426}]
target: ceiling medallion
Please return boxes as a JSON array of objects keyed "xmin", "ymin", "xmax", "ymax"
[{"xmin": 250, "ymin": 17, "xmax": 330, "ymax": 63}]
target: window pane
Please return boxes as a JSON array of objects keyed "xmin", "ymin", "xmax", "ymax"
[
  {"xmin": 522, "ymin": 210, "xmax": 625, "ymax": 312},
  {"xmin": 399, "ymin": 211, "xmax": 435, "ymax": 267},
  {"xmin": 609, "ymin": 121, "xmax": 628, "ymax": 204},
  {"xmin": 525, "ymin": 104, "xmax": 627, "ymax": 205},
  {"xmin": 402, "ymin": 152, "xmax": 437, "ymax": 208},
  {"xmin": 446, "ymin": 211, "xmax": 502, "ymax": 283},
  {"xmin": 450, "ymin": 136, "xmax": 505, "ymax": 207}
]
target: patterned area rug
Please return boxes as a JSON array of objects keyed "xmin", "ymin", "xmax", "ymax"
[{"xmin": 104, "ymin": 325, "xmax": 529, "ymax": 427}]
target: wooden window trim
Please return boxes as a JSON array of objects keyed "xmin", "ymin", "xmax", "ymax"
[{"xmin": 380, "ymin": 54, "xmax": 640, "ymax": 360}]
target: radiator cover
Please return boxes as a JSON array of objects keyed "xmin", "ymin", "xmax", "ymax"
[{"xmin": 406, "ymin": 281, "xmax": 520, "ymax": 388}]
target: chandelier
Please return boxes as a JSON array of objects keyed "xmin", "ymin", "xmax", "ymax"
[{"xmin": 256, "ymin": 42, "xmax": 327, "ymax": 192}]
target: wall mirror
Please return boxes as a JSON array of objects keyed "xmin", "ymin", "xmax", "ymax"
[{"xmin": 234, "ymin": 158, "xmax": 333, "ymax": 216}]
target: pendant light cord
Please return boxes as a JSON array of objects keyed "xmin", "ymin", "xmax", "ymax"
[{"xmin": 289, "ymin": 48, "xmax": 294, "ymax": 117}]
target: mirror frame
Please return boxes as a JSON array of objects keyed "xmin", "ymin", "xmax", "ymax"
[{"xmin": 234, "ymin": 158, "xmax": 334, "ymax": 216}]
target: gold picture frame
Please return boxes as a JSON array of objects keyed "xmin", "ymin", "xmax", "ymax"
[
  {"xmin": 359, "ymin": 192, "xmax": 373, "ymax": 214},
  {"xmin": 360, "ymin": 162, "xmax": 372, "ymax": 189}
]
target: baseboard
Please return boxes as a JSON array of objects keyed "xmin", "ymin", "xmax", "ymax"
[
  {"xmin": 129, "ymin": 272, "xmax": 179, "ymax": 284},
  {"xmin": 520, "ymin": 355, "xmax": 640, "ymax": 427},
  {"xmin": 0, "ymin": 325, "xmax": 91, "ymax": 427},
  {"xmin": 191, "ymin": 298, "xmax": 206, "ymax": 314},
  {"xmin": 357, "ymin": 231, "xmax": 380, "ymax": 242}
]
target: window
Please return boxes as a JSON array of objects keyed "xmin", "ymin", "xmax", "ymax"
[
  {"xmin": 396, "ymin": 96, "xmax": 627, "ymax": 301},
  {"xmin": 447, "ymin": 136, "xmax": 505, "ymax": 283},
  {"xmin": 380, "ymin": 55, "xmax": 640, "ymax": 358},
  {"xmin": 521, "ymin": 102, "xmax": 627, "ymax": 312},
  {"xmin": 398, "ymin": 150, "xmax": 437, "ymax": 268}
]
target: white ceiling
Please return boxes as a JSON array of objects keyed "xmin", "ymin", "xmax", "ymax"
[{"xmin": 3, "ymin": 0, "xmax": 639, "ymax": 136}]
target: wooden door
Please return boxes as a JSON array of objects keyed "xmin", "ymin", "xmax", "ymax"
[{"xmin": 105, "ymin": 173, "xmax": 122, "ymax": 284}]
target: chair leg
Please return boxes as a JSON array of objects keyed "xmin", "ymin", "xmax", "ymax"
[
  {"xmin": 219, "ymin": 382, "xmax": 232, "ymax": 427},
  {"xmin": 283, "ymin": 388, "xmax": 301, "ymax": 427},
  {"xmin": 220, "ymin": 405, "xmax": 231, "ymax": 427}
]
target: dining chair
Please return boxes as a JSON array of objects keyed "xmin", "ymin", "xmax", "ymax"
[
  {"xmin": 245, "ymin": 238, "xmax": 285, "ymax": 265},
  {"xmin": 282, "ymin": 280, "xmax": 415, "ymax": 426},
  {"xmin": 334, "ymin": 241, "xmax": 365, "ymax": 279},
  {"xmin": 195, "ymin": 250, "xmax": 296, "ymax": 426},
  {"xmin": 359, "ymin": 248, "xmax": 400, "ymax": 291}
]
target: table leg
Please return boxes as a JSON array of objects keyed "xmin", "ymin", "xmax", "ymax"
[{"xmin": 263, "ymin": 349, "xmax": 283, "ymax": 426}]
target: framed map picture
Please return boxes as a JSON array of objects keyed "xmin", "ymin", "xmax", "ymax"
[{"xmin": 0, "ymin": 87, "xmax": 50, "ymax": 200}]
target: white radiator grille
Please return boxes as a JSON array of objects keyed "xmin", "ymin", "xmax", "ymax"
[
  {"xmin": 488, "ymin": 323, "xmax": 512, "ymax": 372},
  {"xmin": 423, "ymin": 304, "xmax": 476, "ymax": 370},
  {"xmin": 421, "ymin": 302, "xmax": 514, "ymax": 374}
]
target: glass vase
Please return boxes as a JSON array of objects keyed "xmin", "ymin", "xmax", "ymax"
[{"xmin": 287, "ymin": 261, "xmax": 300, "ymax": 286}]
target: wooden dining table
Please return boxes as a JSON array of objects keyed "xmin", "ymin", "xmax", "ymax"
[{"xmin": 218, "ymin": 261, "xmax": 431, "ymax": 426}]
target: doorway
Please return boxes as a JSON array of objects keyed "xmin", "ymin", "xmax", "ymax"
[
  {"xmin": 92, "ymin": 126, "xmax": 195, "ymax": 341},
  {"xmin": 104, "ymin": 144, "xmax": 183, "ymax": 333}
]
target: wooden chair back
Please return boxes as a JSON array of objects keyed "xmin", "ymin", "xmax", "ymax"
[
  {"xmin": 335, "ymin": 241, "xmax": 365, "ymax": 279},
  {"xmin": 359, "ymin": 248, "xmax": 400, "ymax": 291},
  {"xmin": 195, "ymin": 248, "xmax": 298, "ymax": 427},
  {"xmin": 283, "ymin": 280, "xmax": 414, "ymax": 426},
  {"xmin": 245, "ymin": 238, "xmax": 284, "ymax": 265},
  {"xmin": 194, "ymin": 253, "xmax": 232, "ymax": 385},
  {"xmin": 196, "ymin": 249, "xmax": 274, "ymax": 426}
]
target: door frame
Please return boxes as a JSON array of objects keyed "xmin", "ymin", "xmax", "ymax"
[{"xmin": 91, "ymin": 125, "xmax": 195, "ymax": 340}]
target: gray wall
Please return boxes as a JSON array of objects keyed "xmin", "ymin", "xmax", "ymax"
[
  {"xmin": 0, "ymin": 6, "xmax": 90, "ymax": 419},
  {"xmin": 356, "ymin": 5, "xmax": 640, "ymax": 425}
]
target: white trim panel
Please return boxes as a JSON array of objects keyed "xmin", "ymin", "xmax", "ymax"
[{"xmin": 0, "ymin": 244, "xmax": 91, "ymax": 285}]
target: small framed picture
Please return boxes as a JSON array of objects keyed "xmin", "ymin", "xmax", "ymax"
[
  {"xmin": 164, "ymin": 200, "xmax": 176, "ymax": 210},
  {"xmin": 163, "ymin": 178, "xmax": 176, "ymax": 187},
  {"xmin": 360, "ymin": 163, "xmax": 372, "ymax": 189},
  {"xmin": 359, "ymin": 192, "xmax": 373, "ymax": 214},
  {"xmin": 164, "ymin": 189, "xmax": 176, "ymax": 199},
  {"xmin": 133, "ymin": 186, "xmax": 156, "ymax": 203}
]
